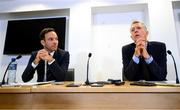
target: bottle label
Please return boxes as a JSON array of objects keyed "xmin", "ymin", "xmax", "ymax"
[
  {"xmin": 9, "ymin": 64, "xmax": 17, "ymax": 70},
  {"xmin": 7, "ymin": 63, "xmax": 17, "ymax": 84}
]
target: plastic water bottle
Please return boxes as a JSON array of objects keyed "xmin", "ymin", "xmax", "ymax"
[{"xmin": 7, "ymin": 58, "xmax": 17, "ymax": 84}]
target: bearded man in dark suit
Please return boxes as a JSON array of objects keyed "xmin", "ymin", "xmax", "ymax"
[{"xmin": 22, "ymin": 28, "xmax": 69, "ymax": 82}]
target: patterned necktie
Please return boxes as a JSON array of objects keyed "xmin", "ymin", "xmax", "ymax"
[{"xmin": 43, "ymin": 60, "xmax": 47, "ymax": 81}]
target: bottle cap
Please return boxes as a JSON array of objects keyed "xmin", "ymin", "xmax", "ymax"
[{"xmin": 11, "ymin": 58, "xmax": 16, "ymax": 62}]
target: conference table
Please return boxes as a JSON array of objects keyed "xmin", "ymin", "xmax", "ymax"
[{"xmin": 0, "ymin": 81, "xmax": 180, "ymax": 110}]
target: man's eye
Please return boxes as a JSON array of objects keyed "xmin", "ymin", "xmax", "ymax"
[
  {"xmin": 131, "ymin": 29, "xmax": 135, "ymax": 32},
  {"xmin": 137, "ymin": 27, "xmax": 141, "ymax": 29}
]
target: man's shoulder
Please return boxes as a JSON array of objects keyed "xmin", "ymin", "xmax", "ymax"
[
  {"xmin": 148, "ymin": 41, "xmax": 166, "ymax": 47},
  {"xmin": 122, "ymin": 43, "xmax": 135, "ymax": 49},
  {"xmin": 56, "ymin": 48, "xmax": 69, "ymax": 56},
  {"xmin": 31, "ymin": 50, "xmax": 38, "ymax": 55}
]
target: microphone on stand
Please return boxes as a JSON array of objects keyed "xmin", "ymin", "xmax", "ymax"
[
  {"xmin": 167, "ymin": 50, "xmax": 179, "ymax": 84},
  {"xmin": 85, "ymin": 53, "xmax": 92, "ymax": 85},
  {"xmin": 1, "ymin": 55, "xmax": 22, "ymax": 86}
]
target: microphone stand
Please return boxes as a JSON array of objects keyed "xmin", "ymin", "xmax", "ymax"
[
  {"xmin": 85, "ymin": 53, "xmax": 92, "ymax": 85},
  {"xmin": 170, "ymin": 54, "xmax": 179, "ymax": 84},
  {"xmin": 1, "ymin": 61, "xmax": 13, "ymax": 85},
  {"xmin": 167, "ymin": 50, "xmax": 179, "ymax": 84},
  {"xmin": 85, "ymin": 57, "xmax": 90, "ymax": 85},
  {"xmin": 0, "ymin": 55, "xmax": 22, "ymax": 86}
]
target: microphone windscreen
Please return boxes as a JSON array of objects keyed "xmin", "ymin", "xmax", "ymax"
[
  {"xmin": 88, "ymin": 53, "xmax": 92, "ymax": 57},
  {"xmin": 16, "ymin": 55, "xmax": 22, "ymax": 60},
  {"xmin": 167, "ymin": 50, "xmax": 172, "ymax": 55}
]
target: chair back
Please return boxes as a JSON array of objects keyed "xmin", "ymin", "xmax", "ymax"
[{"xmin": 65, "ymin": 68, "xmax": 74, "ymax": 81}]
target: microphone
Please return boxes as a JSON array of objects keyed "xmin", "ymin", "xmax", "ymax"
[
  {"xmin": 1, "ymin": 55, "xmax": 22, "ymax": 85},
  {"xmin": 16, "ymin": 55, "xmax": 22, "ymax": 60},
  {"xmin": 167, "ymin": 50, "xmax": 179, "ymax": 84},
  {"xmin": 85, "ymin": 53, "xmax": 92, "ymax": 85}
]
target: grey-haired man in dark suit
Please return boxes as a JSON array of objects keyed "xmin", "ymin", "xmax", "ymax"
[{"xmin": 122, "ymin": 21, "xmax": 167, "ymax": 81}]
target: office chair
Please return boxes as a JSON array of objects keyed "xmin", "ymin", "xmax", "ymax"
[{"xmin": 65, "ymin": 68, "xmax": 74, "ymax": 81}]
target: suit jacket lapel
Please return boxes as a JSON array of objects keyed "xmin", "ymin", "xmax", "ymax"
[{"xmin": 53, "ymin": 49, "xmax": 63, "ymax": 62}]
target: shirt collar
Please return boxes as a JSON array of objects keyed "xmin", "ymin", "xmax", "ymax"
[
  {"xmin": 145, "ymin": 41, "xmax": 148, "ymax": 49},
  {"xmin": 49, "ymin": 51, "xmax": 55, "ymax": 56}
]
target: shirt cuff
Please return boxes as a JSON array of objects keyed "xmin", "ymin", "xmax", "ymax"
[
  {"xmin": 132, "ymin": 55, "xmax": 140, "ymax": 64},
  {"xmin": 32, "ymin": 62, "xmax": 38, "ymax": 68},
  {"xmin": 48, "ymin": 59, "xmax": 55, "ymax": 65},
  {"xmin": 145, "ymin": 56, "xmax": 153, "ymax": 64}
]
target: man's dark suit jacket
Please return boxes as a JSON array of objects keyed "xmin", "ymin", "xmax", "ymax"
[
  {"xmin": 122, "ymin": 41, "xmax": 167, "ymax": 81},
  {"xmin": 22, "ymin": 48, "xmax": 69, "ymax": 82}
]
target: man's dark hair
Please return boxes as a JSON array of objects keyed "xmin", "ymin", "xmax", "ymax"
[{"xmin": 39, "ymin": 28, "xmax": 56, "ymax": 40}]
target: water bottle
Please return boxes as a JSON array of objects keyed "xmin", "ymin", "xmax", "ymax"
[{"xmin": 7, "ymin": 58, "xmax": 17, "ymax": 84}]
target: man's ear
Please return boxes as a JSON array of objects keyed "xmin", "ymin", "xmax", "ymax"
[
  {"xmin": 40, "ymin": 40, "xmax": 45, "ymax": 46},
  {"xmin": 147, "ymin": 30, "xmax": 149, "ymax": 35}
]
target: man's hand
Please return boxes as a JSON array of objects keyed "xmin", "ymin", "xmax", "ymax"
[
  {"xmin": 134, "ymin": 38, "xmax": 150, "ymax": 59},
  {"xmin": 33, "ymin": 49, "xmax": 54, "ymax": 64}
]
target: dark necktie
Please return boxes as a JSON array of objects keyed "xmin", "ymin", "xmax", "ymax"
[{"xmin": 140, "ymin": 57, "xmax": 150, "ymax": 80}]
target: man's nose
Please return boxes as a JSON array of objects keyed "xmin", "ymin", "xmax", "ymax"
[
  {"xmin": 54, "ymin": 40, "xmax": 58, "ymax": 43},
  {"xmin": 134, "ymin": 29, "xmax": 138, "ymax": 33}
]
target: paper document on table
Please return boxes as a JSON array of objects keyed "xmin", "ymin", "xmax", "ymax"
[
  {"xmin": 1, "ymin": 81, "xmax": 54, "ymax": 87},
  {"xmin": 154, "ymin": 81, "xmax": 180, "ymax": 87},
  {"xmin": 20, "ymin": 82, "xmax": 51, "ymax": 86}
]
